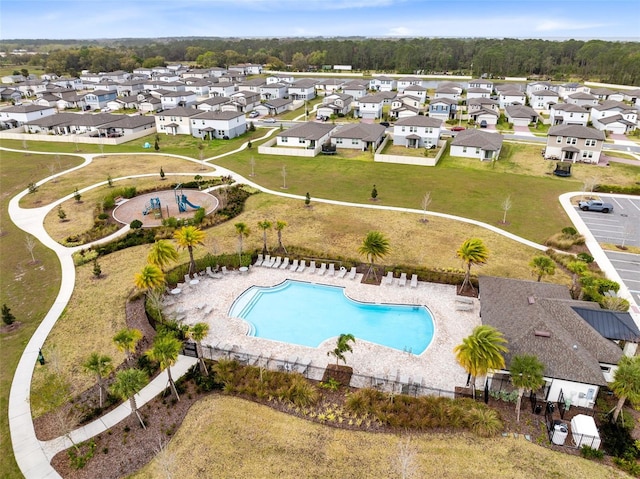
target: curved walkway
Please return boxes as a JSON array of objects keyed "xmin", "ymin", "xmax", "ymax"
[{"xmin": 2, "ymin": 135, "xmax": 575, "ymax": 478}]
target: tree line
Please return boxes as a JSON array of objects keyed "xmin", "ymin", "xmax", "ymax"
[{"xmin": 2, "ymin": 37, "xmax": 639, "ymax": 85}]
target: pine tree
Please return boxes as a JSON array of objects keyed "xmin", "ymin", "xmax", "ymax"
[{"xmin": 2, "ymin": 304, "xmax": 16, "ymax": 325}]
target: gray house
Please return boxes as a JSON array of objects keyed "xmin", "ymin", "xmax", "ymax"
[{"xmin": 450, "ymin": 129, "xmax": 503, "ymax": 161}]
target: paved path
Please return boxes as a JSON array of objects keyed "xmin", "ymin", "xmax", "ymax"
[{"xmin": 4, "ymin": 131, "xmax": 637, "ymax": 478}]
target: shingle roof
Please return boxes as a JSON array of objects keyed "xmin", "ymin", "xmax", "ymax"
[
  {"xmin": 548, "ymin": 125, "xmax": 605, "ymax": 140},
  {"xmin": 395, "ymin": 115, "xmax": 442, "ymax": 127},
  {"xmin": 552, "ymin": 103, "xmax": 588, "ymax": 113},
  {"xmin": 332, "ymin": 123, "xmax": 386, "ymax": 142},
  {"xmin": 572, "ymin": 306, "xmax": 640, "ymax": 342},
  {"xmin": 479, "ymin": 276, "xmax": 623, "ymax": 385},
  {"xmin": 532, "ymin": 89, "xmax": 559, "ymax": 97},
  {"xmin": 593, "ymin": 100, "xmax": 636, "ymax": 112},
  {"xmin": 291, "ymin": 78, "xmax": 318, "ymax": 89},
  {"xmin": 106, "ymin": 115, "xmax": 156, "ymax": 129},
  {"xmin": 1, "ymin": 104, "xmax": 54, "ymax": 113},
  {"xmin": 451, "ymin": 129, "xmax": 503, "ymax": 150},
  {"xmin": 192, "ymin": 110, "xmax": 244, "ymax": 121},
  {"xmin": 568, "ymin": 92, "xmax": 596, "ymax": 100},
  {"xmin": 277, "ymin": 122, "xmax": 335, "ymax": 140},
  {"xmin": 467, "ymin": 87, "xmax": 491, "ymax": 94},
  {"xmin": 505, "ymin": 104, "xmax": 539, "ymax": 119},
  {"xmin": 597, "ymin": 114, "xmax": 636, "ymax": 126},
  {"xmin": 157, "ymin": 106, "xmax": 201, "ymax": 118}
]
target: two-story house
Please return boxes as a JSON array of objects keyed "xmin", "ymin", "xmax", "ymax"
[
  {"xmin": 155, "ymin": 106, "xmax": 201, "ymax": 135},
  {"xmin": 342, "ymin": 81, "xmax": 368, "ymax": 100},
  {"xmin": 466, "ymin": 87, "xmax": 491, "ymax": 100},
  {"xmin": 434, "ymin": 86, "xmax": 460, "ymax": 101},
  {"xmin": 528, "ymin": 89, "xmax": 559, "ymax": 110},
  {"xmin": 209, "ymin": 83, "xmax": 236, "ymax": 98},
  {"xmin": 566, "ymin": 92, "xmax": 598, "ymax": 107},
  {"xmin": 392, "ymin": 115, "xmax": 442, "ymax": 148},
  {"xmin": 525, "ymin": 81, "xmax": 555, "ymax": 97},
  {"xmin": 370, "ymin": 76, "xmax": 397, "ymax": 92},
  {"xmin": 590, "ymin": 100, "xmax": 638, "ymax": 134},
  {"xmin": 468, "ymin": 79, "xmax": 494, "ymax": 92},
  {"xmin": 558, "ymin": 82, "xmax": 590, "ymax": 100},
  {"xmin": 428, "ymin": 98, "xmax": 457, "ymax": 121},
  {"xmin": 545, "ymin": 125, "xmax": 605, "ymax": 163},
  {"xmin": 83, "ymin": 90, "xmax": 117, "ymax": 110},
  {"xmin": 396, "ymin": 76, "xmax": 424, "ymax": 93},
  {"xmin": 499, "ymin": 89, "xmax": 527, "ymax": 109},
  {"xmin": 190, "ymin": 110, "xmax": 246, "ymax": 140},
  {"xmin": 355, "ymin": 93, "xmax": 386, "ymax": 119},
  {"xmin": 316, "ymin": 93, "xmax": 353, "ymax": 118},
  {"xmin": 549, "ymin": 103, "xmax": 589, "ymax": 126},
  {"xmin": 288, "ymin": 79, "xmax": 317, "ymax": 101},
  {"xmin": 260, "ymin": 83, "xmax": 288, "ymax": 101},
  {"xmin": 0, "ymin": 104, "xmax": 56, "ymax": 129},
  {"xmin": 160, "ymin": 90, "xmax": 198, "ymax": 110}
]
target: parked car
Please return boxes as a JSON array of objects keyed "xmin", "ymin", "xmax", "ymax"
[
  {"xmin": 263, "ymin": 118, "xmax": 277, "ymax": 123},
  {"xmin": 379, "ymin": 121, "xmax": 390, "ymax": 127},
  {"xmin": 451, "ymin": 126, "xmax": 466, "ymax": 132},
  {"xmin": 577, "ymin": 200, "xmax": 614, "ymax": 213},
  {"xmin": 248, "ymin": 110, "xmax": 259, "ymax": 118},
  {"xmin": 480, "ymin": 120, "xmax": 488, "ymax": 128}
]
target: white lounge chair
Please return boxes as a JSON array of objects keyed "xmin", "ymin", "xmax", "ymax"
[
  {"xmin": 262, "ymin": 255, "xmax": 271, "ymax": 267},
  {"xmin": 272, "ymin": 256, "xmax": 282, "ymax": 269},
  {"xmin": 384, "ymin": 271, "xmax": 394, "ymax": 285},
  {"xmin": 308, "ymin": 261, "xmax": 316, "ymax": 274},
  {"xmin": 289, "ymin": 259, "xmax": 299, "ymax": 271},
  {"xmin": 327, "ymin": 263, "xmax": 335, "ymax": 276},
  {"xmin": 337, "ymin": 266, "xmax": 347, "ymax": 279},
  {"xmin": 254, "ymin": 254, "xmax": 264, "ymax": 267},
  {"xmin": 398, "ymin": 272, "xmax": 407, "ymax": 287},
  {"xmin": 296, "ymin": 260, "xmax": 306, "ymax": 273},
  {"xmin": 317, "ymin": 263, "xmax": 326, "ymax": 275},
  {"xmin": 221, "ymin": 266, "xmax": 229, "ymax": 275},
  {"xmin": 348, "ymin": 267, "xmax": 357, "ymax": 280},
  {"xmin": 280, "ymin": 257, "xmax": 290, "ymax": 269},
  {"xmin": 184, "ymin": 274, "xmax": 191, "ymax": 283},
  {"xmin": 410, "ymin": 274, "xmax": 418, "ymax": 288}
]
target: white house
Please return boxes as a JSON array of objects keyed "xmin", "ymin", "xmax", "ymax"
[
  {"xmin": 237, "ymin": 78, "xmax": 266, "ymax": 94},
  {"xmin": 355, "ymin": 93, "xmax": 386, "ymax": 120},
  {"xmin": 160, "ymin": 91, "xmax": 198, "ymax": 110},
  {"xmin": 183, "ymin": 79, "xmax": 212, "ymax": 97},
  {"xmin": 528, "ymin": 89, "xmax": 559, "ymax": 110},
  {"xmin": 370, "ymin": 76, "xmax": 397, "ymax": 92},
  {"xmin": 342, "ymin": 81, "xmax": 368, "ymax": 100},
  {"xmin": 209, "ymin": 84, "xmax": 236, "ymax": 98},
  {"xmin": 558, "ymin": 82, "xmax": 590, "ymax": 100},
  {"xmin": 590, "ymin": 100, "xmax": 638, "ymax": 134},
  {"xmin": 260, "ymin": 83, "xmax": 288, "ymax": 101},
  {"xmin": 288, "ymin": 79, "xmax": 317, "ymax": 101},
  {"xmin": 590, "ymin": 88, "xmax": 624, "ymax": 102},
  {"xmin": 404, "ymin": 85, "xmax": 427, "ymax": 103},
  {"xmin": 190, "ymin": 110, "xmax": 247, "ymax": 139},
  {"xmin": 450, "ymin": 129, "xmax": 503, "ymax": 161},
  {"xmin": 468, "ymin": 108, "xmax": 499, "ymax": 127},
  {"xmin": 316, "ymin": 78, "xmax": 344, "ymax": 94},
  {"xmin": 466, "ymin": 88, "xmax": 491, "ymax": 100},
  {"xmin": 253, "ymin": 98, "xmax": 294, "ymax": 116},
  {"xmin": 505, "ymin": 104, "xmax": 539, "ymax": 127},
  {"xmin": 316, "ymin": 93, "xmax": 352, "ymax": 118},
  {"xmin": 195, "ymin": 97, "xmax": 232, "ymax": 112},
  {"xmin": 155, "ymin": 106, "xmax": 201, "ymax": 135},
  {"xmin": 228, "ymin": 91, "xmax": 261, "ymax": 112},
  {"xmin": 499, "ymin": 89, "xmax": 527, "ymax": 109},
  {"xmin": 392, "ymin": 115, "xmax": 442, "ymax": 148},
  {"xmin": 468, "ymin": 79, "xmax": 493, "ymax": 91},
  {"xmin": 396, "ymin": 76, "xmax": 424, "ymax": 93},
  {"xmin": 566, "ymin": 92, "xmax": 599, "ymax": 107},
  {"xmin": 0, "ymin": 104, "xmax": 57, "ymax": 129},
  {"xmin": 525, "ymin": 81, "xmax": 556, "ymax": 97},
  {"xmin": 331, "ymin": 123, "xmax": 387, "ymax": 151},
  {"xmin": 434, "ymin": 86, "xmax": 460, "ymax": 101},
  {"xmin": 549, "ymin": 103, "xmax": 589, "ymax": 126},
  {"xmin": 275, "ymin": 122, "xmax": 335, "ymax": 149},
  {"xmin": 468, "ymin": 97, "xmax": 500, "ymax": 113},
  {"xmin": 545, "ymin": 125, "xmax": 605, "ymax": 163}
]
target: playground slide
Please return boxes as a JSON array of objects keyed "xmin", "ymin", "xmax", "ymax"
[{"xmin": 181, "ymin": 194, "xmax": 200, "ymax": 210}]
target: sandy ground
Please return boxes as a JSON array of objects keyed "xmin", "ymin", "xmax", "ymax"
[
  {"xmin": 162, "ymin": 264, "xmax": 480, "ymax": 393},
  {"xmin": 112, "ymin": 189, "xmax": 218, "ymax": 227}
]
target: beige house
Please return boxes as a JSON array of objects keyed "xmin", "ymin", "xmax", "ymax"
[{"xmin": 544, "ymin": 125, "xmax": 605, "ymax": 164}]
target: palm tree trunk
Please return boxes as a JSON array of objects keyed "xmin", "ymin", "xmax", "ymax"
[
  {"xmin": 262, "ymin": 231, "xmax": 267, "ymax": 254},
  {"xmin": 470, "ymin": 375, "xmax": 476, "ymax": 399},
  {"xmin": 612, "ymin": 395, "xmax": 626, "ymax": 422},
  {"xmin": 188, "ymin": 246, "xmax": 195, "ymax": 276},
  {"xmin": 130, "ymin": 396, "xmax": 146, "ymax": 429},
  {"xmin": 196, "ymin": 342, "xmax": 208, "ymax": 375},
  {"xmin": 167, "ymin": 367, "xmax": 180, "ymax": 401},
  {"xmin": 97, "ymin": 375, "xmax": 104, "ymax": 408},
  {"xmin": 516, "ymin": 388, "xmax": 524, "ymax": 422}
]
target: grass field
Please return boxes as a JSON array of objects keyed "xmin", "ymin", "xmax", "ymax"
[
  {"xmin": 131, "ymin": 395, "xmax": 629, "ymax": 479},
  {"xmin": 0, "ymin": 153, "xmax": 84, "ymax": 479}
]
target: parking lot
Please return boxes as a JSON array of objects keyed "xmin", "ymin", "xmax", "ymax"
[
  {"xmin": 604, "ymin": 250, "xmax": 640, "ymax": 307},
  {"xmin": 575, "ymin": 195, "xmax": 640, "ymax": 247}
]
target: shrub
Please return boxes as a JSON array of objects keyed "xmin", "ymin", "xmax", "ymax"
[
  {"xmin": 285, "ymin": 374, "xmax": 319, "ymax": 407},
  {"xmin": 466, "ymin": 407, "xmax": 503, "ymax": 437},
  {"xmin": 67, "ymin": 439, "xmax": 96, "ymax": 469},
  {"xmin": 2, "ymin": 304, "xmax": 16, "ymax": 325},
  {"xmin": 580, "ymin": 445, "xmax": 604, "ymax": 460},
  {"xmin": 130, "ymin": 219, "xmax": 143, "ymax": 229}
]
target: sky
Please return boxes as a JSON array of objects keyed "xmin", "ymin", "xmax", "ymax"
[{"xmin": 1, "ymin": 0, "xmax": 639, "ymax": 41}]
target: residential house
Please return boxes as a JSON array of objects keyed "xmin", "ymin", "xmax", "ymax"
[
  {"xmin": 160, "ymin": 90, "xmax": 197, "ymax": 110},
  {"xmin": 404, "ymin": 85, "xmax": 427, "ymax": 103},
  {"xmin": 275, "ymin": 122, "xmax": 335, "ymax": 149},
  {"xmin": 64, "ymin": 113, "xmax": 121, "ymax": 136},
  {"xmin": 434, "ymin": 86, "xmax": 460, "ymax": 101},
  {"xmin": 155, "ymin": 106, "xmax": 201, "ymax": 135},
  {"xmin": 190, "ymin": 110, "xmax": 246, "ymax": 139},
  {"xmin": 566, "ymin": 92, "xmax": 599, "ymax": 107},
  {"xmin": 370, "ymin": 76, "xmax": 397, "ymax": 92},
  {"xmin": 466, "ymin": 87, "xmax": 492, "ymax": 100},
  {"xmin": 181, "ymin": 69, "xmax": 212, "ymax": 80},
  {"xmin": 505, "ymin": 104, "xmax": 539, "ymax": 127},
  {"xmin": 237, "ymin": 78, "xmax": 266, "ymax": 95},
  {"xmin": 104, "ymin": 115, "xmax": 156, "ymax": 137},
  {"xmin": 468, "ymin": 97, "xmax": 500, "ymax": 114},
  {"xmin": 183, "ymin": 78, "xmax": 212, "ymax": 97},
  {"xmin": 499, "ymin": 89, "xmax": 527, "ymax": 109},
  {"xmin": 549, "ymin": 103, "xmax": 589, "ymax": 126},
  {"xmin": 138, "ymin": 96, "xmax": 162, "ymax": 114},
  {"xmin": 572, "ymin": 306, "xmax": 639, "ymax": 357},
  {"xmin": 34, "ymin": 93, "xmax": 61, "ymax": 108},
  {"xmin": 330, "ymin": 123, "xmax": 387, "ymax": 151},
  {"xmin": 209, "ymin": 84, "xmax": 236, "ymax": 98},
  {"xmin": 288, "ymin": 79, "xmax": 317, "ymax": 101},
  {"xmin": 450, "ymin": 129, "xmax": 503, "ymax": 161},
  {"xmin": 208, "ymin": 67, "xmax": 228, "ymax": 78},
  {"xmin": 355, "ymin": 93, "xmax": 385, "ymax": 119},
  {"xmin": 316, "ymin": 93, "xmax": 352, "ymax": 118},
  {"xmin": 590, "ymin": 88, "xmax": 624, "ymax": 102},
  {"xmin": 545, "ymin": 125, "xmax": 605, "ymax": 163},
  {"xmin": 479, "ymin": 276, "xmax": 622, "ymax": 408},
  {"xmin": 590, "ymin": 100, "xmax": 638, "ymax": 134},
  {"xmin": 260, "ymin": 83, "xmax": 288, "ymax": 101},
  {"xmin": 528, "ymin": 89, "xmax": 559, "ymax": 110},
  {"xmin": 0, "ymin": 88, "xmax": 23, "ymax": 104},
  {"xmin": 316, "ymin": 78, "xmax": 344, "ymax": 94},
  {"xmin": 438, "ymin": 82, "xmax": 463, "ymax": 94},
  {"xmin": 144, "ymin": 80, "xmax": 185, "ymax": 93},
  {"xmin": 468, "ymin": 108, "xmax": 499, "ymax": 127},
  {"xmin": 468, "ymin": 79, "xmax": 494, "ymax": 91},
  {"xmin": 392, "ymin": 115, "xmax": 442, "ymax": 148},
  {"xmin": 622, "ymin": 88, "xmax": 640, "ymax": 104},
  {"xmin": 428, "ymin": 98, "xmax": 457, "ymax": 121},
  {"xmin": 342, "ymin": 81, "xmax": 368, "ymax": 100},
  {"xmin": 228, "ymin": 63, "xmax": 262, "ymax": 75},
  {"xmin": 396, "ymin": 76, "xmax": 424, "ymax": 93},
  {"xmin": 390, "ymin": 95, "xmax": 424, "ymax": 117},
  {"xmin": 116, "ymin": 79, "xmax": 146, "ymax": 97},
  {"xmin": 525, "ymin": 81, "xmax": 555, "ymax": 97},
  {"xmin": 227, "ymin": 91, "xmax": 261, "ymax": 112},
  {"xmin": 24, "ymin": 112, "xmax": 79, "ymax": 134},
  {"xmin": 195, "ymin": 96, "xmax": 232, "ymax": 112},
  {"xmin": 266, "ymin": 74, "xmax": 295, "ymax": 84},
  {"xmin": 253, "ymin": 98, "xmax": 294, "ymax": 116},
  {"xmin": 49, "ymin": 76, "xmax": 83, "ymax": 91},
  {"xmin": 0, "ymin": 104, "xmax": 56, "ymax": 128},
  {"xmin": 83, "ymin": 90, "xmax": 117, "ymax": 110},
  {"xmin": 558, "ymin": 82, "xmax": 590, "ymax": 100}
]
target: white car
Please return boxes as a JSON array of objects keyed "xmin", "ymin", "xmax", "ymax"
[
  {"xmin": 263, "ymin": 118, "xmax": 277, "ymax": 123},
  {"xmin": 248, "ymin": 111, "xmax": 259, "ymax": 118}
]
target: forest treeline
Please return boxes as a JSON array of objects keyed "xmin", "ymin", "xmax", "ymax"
[{"xmin": 2, "ymin": 37, "xmax": 639, "ymax": 85}]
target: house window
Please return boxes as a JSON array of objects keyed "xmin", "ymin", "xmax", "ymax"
[
  {"xmin": 425, "ymin": 128, "xmax": 432, "ymax": 134},
  {"xmin": 475, "ymin": 148, "xmax": 480, "ymax": 154},
  {"xmin": 336, "ymin": 138, "xmax": 343, "ymax": 144},
  {"xmin": 556, "ymin": 137, "xmax": 562, "ymax": 144},
  {"xmin": 462, "ymin": 147, "xmax": 467, "ymax": 153},
  {"xmin": 352, "ymin": 139, "xmax": 358, "ymax": 145},
  {"xmin": 582, "ymin": 151, "xmax": 593, "ymax": 160},
  {"xmin": 401, "ymin": 126, "xmax": 405, "ymax": 132},
  {"xmin": 281, "ymin": 137, "xmax": 288, "ymax": 143},
  {"xmin": 566, "ymin": 137, "xmax": 577, "ymax": 145},
  {"xmin": 585, "ymin": 139, "xmax": 596, "ymax": 147},
  {"xmin": 600, "ymin": 365, "xmax": 611, "ymax": 373}
]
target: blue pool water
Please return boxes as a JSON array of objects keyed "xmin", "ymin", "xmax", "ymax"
[{"xmin": 229, "ymin": 280, "xmax": 434, "ymax": 354}]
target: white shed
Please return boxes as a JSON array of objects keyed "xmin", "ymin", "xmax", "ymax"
[{"xmin": 570, "ymin": 414, "xmax": 601, "ymax": 449}]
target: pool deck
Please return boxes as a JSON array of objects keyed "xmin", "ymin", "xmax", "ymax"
[{"xmin": 162, "ymin": 266, "xmax": 481, "ymax": 393}]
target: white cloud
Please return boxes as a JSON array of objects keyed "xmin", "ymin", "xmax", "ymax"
[
  {"xmin": 536, "ymin": 20, "xmax": 612, "ymax": 31},
  {"xmin": 386, "ymin": 26, "xmax": 413, "ymax": 36}
]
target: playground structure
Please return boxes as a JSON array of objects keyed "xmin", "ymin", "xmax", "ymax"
[
  {"xmin": 142, "ymin": 197, "xmax": 162, "ymax": 218},
  {"xmin": 174, "ymin": 184, "xmax": 201, "ymax": 212}
]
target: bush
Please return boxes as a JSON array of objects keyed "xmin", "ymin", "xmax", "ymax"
[
  {"xmin": 130, "ymin": 219, "xmax": 143, "ymax": 229},
  {"xmin": 466, "ymin": 407, "xmax": 503, "ymax": 437},
  {"xmin": 580, "ymin": 445, "xmax": 604, "ymax": 460}
]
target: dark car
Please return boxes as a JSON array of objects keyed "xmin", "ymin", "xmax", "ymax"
[
  {"xmin": 379, "ymin": 122, "xmax": 390, "ymax": 127},
  {"xmin": 480, "ymin": 120, "xmax": 488, "ymax": 128}
]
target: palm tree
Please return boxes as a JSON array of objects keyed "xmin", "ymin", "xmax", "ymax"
[
  {"xmin": 234, "ymin": 222, "xmax": 250, "ymax": 257},
  {"xmin": 327, "ymin": 333, "xmax": 356, "ymax": 365},
  {"xmin": 257, "ymin": 219, "xmax": 272, "ymax": 255},
  {"xmin": 358, "ymin": 231, "xmax": 391, "ymax": 282},
  {"xmin": 529, "ymin": 255, "xmax": 556, "ymax": 282},
  {"xmin": 113, "ymin": 328, "xmax": 143, "ymax": 362},
  {"xmin": 134, "ymin": 264, "xmax": 165, "ymax": 292},
  {"xmin": 454, "ymin": 325, "xmax": 508, "ymax": 399},
  {"xmin": 510, "ymin": 354, "xmax": 545, "ymax": 422},
  {"xmin": 110, "ymin": 368, "xmax": 149, "ymax": 429},
  {"xmin": 457, "ymin": 238, "xmax": 489, "ymax": 293},
  {"xmin": 147, "ymin": 240, "xmax": 178, "ymax": 271},
  {"xmin": 146, "ymin": 334, "xmax": 183, "ymax": 401},
  {"xmin": 275, "ymin": 220, "xmax": 288, "ymax": 253},
  {"xmin": 567, "ymin": 260, "xmax": 588, "ymax": 298},
  {"xmin": 188, "ymin": 322, "xmax": 209, "ymax": 375},
  {"xmin": 82, "ymin": 352, "xmax": 113, "ymax": 408},
  {"xmin": 174, "ymin": 225, "xmax": 205, "ymax": 277},
  {"xmin": 610, "ymin": 355, "xmax": 640, "ymax": 423}
]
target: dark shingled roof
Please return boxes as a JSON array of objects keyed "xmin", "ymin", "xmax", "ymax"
[
  {"xmin": 332, "ymin": 123, "xmax": 386, "ymax": 142},
  {"xmin": 395, "ymin": 115, "xmax": 442, "ymax": 128},
  {"xmin": 277, "ymin": 122, "xmax": 335, "ymax": 140},
  {"xmin": 548, "ymin": 124, "xmax": 605, "ymax": 140},
  {"xmin": 572, "ymin": 306, "xmax": 640, "ymax": 342},
  {"xmin": 479, "ymin": 276, "xmax": 623, "ymax": 386},
  {"xmin": 155, "ymin": 106, "xmax": 200, "ymax": 118},
  {"xmin": 451, "ymin": 129, "xmax": 503, "ymax": 150}
]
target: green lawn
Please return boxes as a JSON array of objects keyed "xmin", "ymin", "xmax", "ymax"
[{"xmin": 0, "ymin": 152, "xmax": 84, "ymax": 479}]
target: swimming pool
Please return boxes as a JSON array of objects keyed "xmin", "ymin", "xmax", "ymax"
[{"xmin": 229, "ymin": 280, "xmax": 434, "ymax": 354}]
